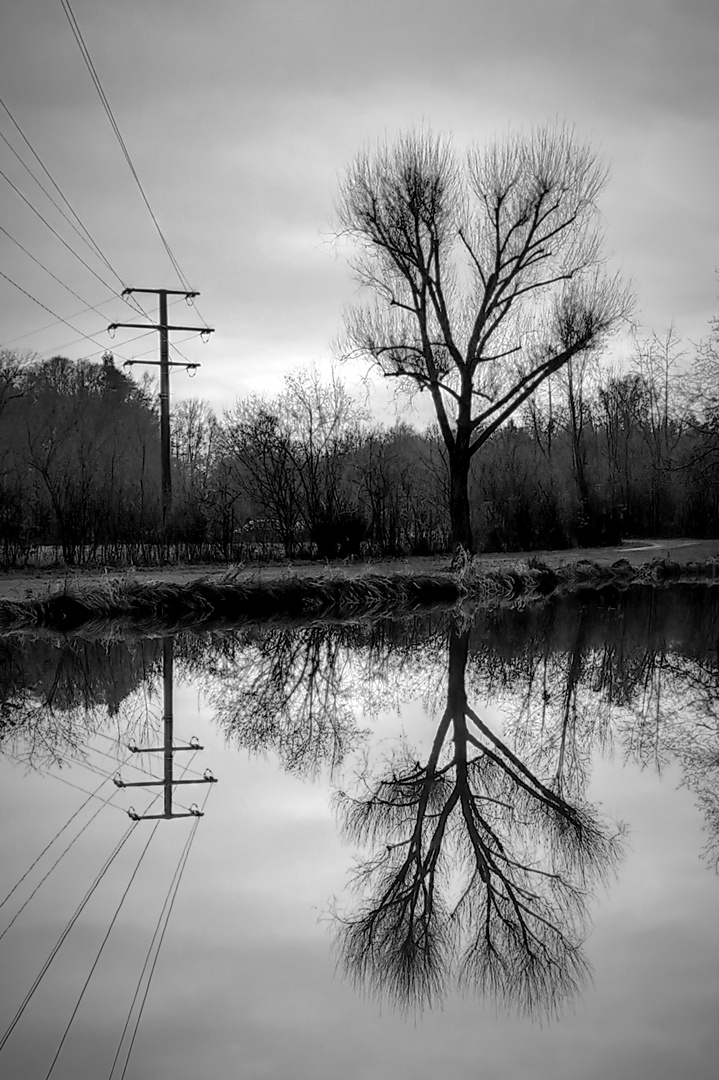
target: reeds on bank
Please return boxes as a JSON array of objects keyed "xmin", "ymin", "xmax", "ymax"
[{"xmin": 0, "ymin": 557, "xmax": 716, "ymax": 635}]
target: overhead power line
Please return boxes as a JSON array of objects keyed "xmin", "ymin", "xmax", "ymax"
[
  {"xmin": 5, "ymin": 295, "xmax": 187, "ymax": 357},
  {"xmin": 0, "ymin": 95, "xmax": 152, "ymax": 324},
  {"xmin": 0, "ymin": 95, "xmax": 128, "ymax": 292},
  {"xmin": 1, "ymin": 166, "xmax": 126, "ymax": 298},
  {"xmin": 0, "ymin": 268, "xmax": 138, "ymax": 359},
  {"xmin": 59, "ymin": 0, "xmax": 212, "ymax": 331},
  {"xmin": 60, "ymin": 0, "xmax": 190, "ymax": 293},
  {"xmin": 0, "ymin": 223, "xmax": 115, "ymax": 320},
  {"xmin": 0, "ymin": 270, "xmax": 186, "ymax": 365},
  {"xmin": 0, "ymin": 297, "xmax": 118, "ymax": 348}
]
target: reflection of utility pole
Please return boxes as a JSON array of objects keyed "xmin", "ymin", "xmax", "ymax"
[
  {"xmin": 114, "ymin": 638, "xmax": 217, "ymax": 820},
  {"xmin": 108, "ymin": 288, "xmax": 214, "ymax": 529}
]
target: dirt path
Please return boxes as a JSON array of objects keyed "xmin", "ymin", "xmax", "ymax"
[{"xmin": 0, "ymin": 538, "xmax": 717, "ymax": 603}]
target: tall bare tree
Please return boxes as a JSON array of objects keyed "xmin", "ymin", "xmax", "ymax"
[{"xmin": 336, "ymin": 124, "xmax": 632, "ymax": 550}]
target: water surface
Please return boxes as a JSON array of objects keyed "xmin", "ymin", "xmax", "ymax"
[{"xmin": 1, "ymin": 585, "xmax": 718, "ymax": 1078}]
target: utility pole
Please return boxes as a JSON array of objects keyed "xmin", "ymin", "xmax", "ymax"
[
  {"xmin": 114, "ymin": 638, "xmax": 217, "ymax": 820},
  {"xmin": 108, "ymin": 288, "xmax": 214, "ymax": 530}
]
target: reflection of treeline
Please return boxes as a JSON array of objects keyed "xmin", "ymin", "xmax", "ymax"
[
  {"xmin": 465, "ymin": 584, "xmax": 719, "ymax": 686},
  {"xmin": 0, "ymin": 636, "xmax": 164, "ymax": 765},
  {"xmin": 2, "ymin": 337, "xmax": 718, "ymax": 566},
  {"xmin": 2, "ymin": 586, "xmax": 717, "ymax": 724},
  {"xmin": 2, "ymin": 584, "xmax": 716, "ymax": 764}
]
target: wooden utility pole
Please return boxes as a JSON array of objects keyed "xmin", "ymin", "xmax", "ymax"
[{"xmin": 108, "ymin": 288, "xmax": 214, "ymax": 529}]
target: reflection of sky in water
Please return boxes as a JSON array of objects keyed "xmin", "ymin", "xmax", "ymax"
[{"xmin": 2, "ymin": 598, "xmax": 719, "ymax": 1079}]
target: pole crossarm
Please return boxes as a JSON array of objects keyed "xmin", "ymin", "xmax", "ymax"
[
  {"xmin": 108, "ymin": 322, "xmax": 215, "ymax": 333},
  {"xmin": 114, "ymin": 770, "xmax": 217, "ymax": 789},
  {"xmin": 128, "ymin": 807, "xmax": 204, "ymax": 820},
  {"xmin": 122, "ymin": 287, "xmax": 199, "ymax": 298},
  {"xmin": 128, "ymin": 739, "xmax": 203, "ymax": 753}
]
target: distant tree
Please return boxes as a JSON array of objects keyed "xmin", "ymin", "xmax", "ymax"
[
  {"xmin": 221, "ymin": 397, "xmax": 301, "ymax": 556},
  {"xmin": 279, "ymin": 367, "xmax": 365, "ymax": 557},
  {"xmin": 336, "ymin": 124, "xmax": 632, "ymax": 551},
  {"xmin": 0, "ymin": 353, "xmax": 159, "ymax": 564},
  {"xmin": 222, "ymin": 368, "xmax": 365, "ymax": 557}
]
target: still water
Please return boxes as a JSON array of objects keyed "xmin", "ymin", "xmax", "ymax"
[{"xmin": 1, "ymin": 584, "xmax": 718, "ymax": 1079}]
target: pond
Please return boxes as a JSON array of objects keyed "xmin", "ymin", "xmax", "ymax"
[{"xmin": 1, "ymin": 583, "xmax": 719, "ymax": 1079}]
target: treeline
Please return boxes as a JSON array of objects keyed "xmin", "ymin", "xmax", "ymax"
[{"xmin": 0, "ymin": 328, "xmax": 717, "ymax": 567}]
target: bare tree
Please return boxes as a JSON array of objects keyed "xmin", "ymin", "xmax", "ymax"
[{"xmin": 336, "ymin": 124, "xmax": 632, "ymax": 550}]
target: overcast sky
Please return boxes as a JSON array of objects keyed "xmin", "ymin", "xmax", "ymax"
[{"xmin": 1, "ymin": 0, "xmax": 718, "ymax": 421}]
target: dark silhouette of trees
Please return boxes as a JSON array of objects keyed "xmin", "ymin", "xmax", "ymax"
[
  {"xmin": 1, "ymin": 318, "xmax": 717, "ymax": 567},
  {"xmin": 336, "ymin": 124, "xmax": 631, "ymax": 551},
  {"xmin": 0, "ymin": 353, "xmax": 159, "ymax": 564}
]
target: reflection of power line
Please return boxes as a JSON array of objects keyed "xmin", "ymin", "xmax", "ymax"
[
  {"xmin": 114, "ymin": 639, "xmax": 217, "ymax": 819},
  {"xmin": 109, "ymin": 788, "xmax": 210, "ymax": 1080},
  {"xmin": 42, "ymin": 823, "xmax": 161, "ymax": 1080},
  {"xmin": 0, "ymin": 760, "xmax": 129, "ymax": 930},
  {"xmin": 0, "ymin": 821, "xmax": 139, "ymax": 1054}
]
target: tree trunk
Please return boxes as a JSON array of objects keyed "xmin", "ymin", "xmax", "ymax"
[{"xmin": 449, "ymin": 450, "xmax": 473, "ymax": 552}]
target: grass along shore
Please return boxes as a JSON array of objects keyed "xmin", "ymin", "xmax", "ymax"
[{"xmin": 0, "ymin": 540, "xmax": 717, "ymax": 635}]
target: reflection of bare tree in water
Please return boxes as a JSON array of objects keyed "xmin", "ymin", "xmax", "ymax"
[
  {"xmin": 209, "ymin": 627, "xmax": 363, "ymax": 774},
  {"xmin": 333, "ymin": 621, "xmax": 623, "ymax": 1015},
  {"xmin": 207, "ymin": 621, "xmax": 447, "ymax": 776}
]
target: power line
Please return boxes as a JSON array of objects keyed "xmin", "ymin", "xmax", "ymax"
[
  {"xmin": 1, "ymin": 166, "xmax": 126, "ymax": 298},
  {"xmin": 0, "ymin": 94, "xmax": 129, "ymax": 292},
  {"xmin": 58, "ymin": 0, "xmax": 212, "ymax": 332},
  {"xmin": 0, "ymin": 223, "xmax": 116, "ymax": 320},
  {"xmin": 0, "ymin": 268, "xmax": 133, "ymax": 358},
  {"xmin": 59, "ymin": 0, "xmax": 191, "ymax": 294},
  {"xmin": 1, "ymin": 296, "xmax": 127, "ymax": 348},
  {"xmin": 18, "ymin": 296, "xmax": 188, "ymax": 359},
  {"xmin": 0, "ymin": 94, "xmax": 154, "ymax": 326},
  {"xmin": 0, "ymin": 268, "xmax": 191, "ymax": 364}
]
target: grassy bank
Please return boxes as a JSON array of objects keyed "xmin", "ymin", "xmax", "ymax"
[{"xmin": 0, "ymin": 555, "xmax": 717, "ymax": 635}]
